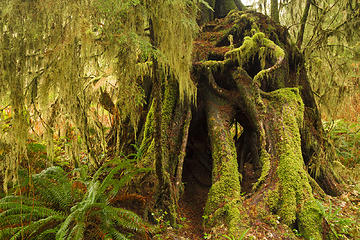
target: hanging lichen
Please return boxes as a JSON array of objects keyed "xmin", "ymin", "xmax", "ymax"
[
  {"xmin": 0, "ymin": 0, "xmax": 200, "ymax": 190},
  {"xmin": 145, "ymin": 0, "xmax": 199, "ymax": 102},
  {"xmin": 0, "ymin": 0, "xmax": 140, "ymax": 187}
]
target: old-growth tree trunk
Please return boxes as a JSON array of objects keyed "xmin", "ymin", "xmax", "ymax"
[
  {"xmin": 198, "ymin": 0, "xmax": 245, "ymax": 24},
  {"xmin": 140, "ymin": 9, "xmax": 343, "ymax": 240},
  {"xmin": 271, "ymin": 0, "xmax": 280, "ymax": 23},
  {"xmin": 139, "ymin": 75, "xmax": 192, "ymax": 225}
]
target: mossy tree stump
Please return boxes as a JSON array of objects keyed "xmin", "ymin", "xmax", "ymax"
[
  {"xmin": 188, "ymin": 10, "xmax": 343, "ymax": 239},
  {"xmin": 140, "ymin": 10, "xmax": 343, "ymax": 239}
]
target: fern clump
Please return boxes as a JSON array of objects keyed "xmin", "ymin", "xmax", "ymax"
[
  {"xmin": 0, "ymin": 158, "xmax": 151, "ymax": 240},
  {"xmin": 0, "ymin": 167, "xmax": 69, "ymax": 240}
]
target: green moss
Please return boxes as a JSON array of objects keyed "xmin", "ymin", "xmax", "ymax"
[
  {"xmin": 224, "ymin": 31, "xmax": 286, "ymax": 92},
  {"xmin": 253, "ymin": 69, "xmax": 269, "ymax": 86},
  {"xmin": 298, "ymin": 200, "xmax": 323, "ymax": 240},
  {"xmin": 267, "ymin": 38, "xmax": 285, "ymax": 59},
  {"xmin": 264, "ymin": 88, "xmax": 322, "ymax": 239},
  {"xmin": 161, "ymin": 79, "xmax": 178, "ymax": 130},
  {"xmin": 140, "ymin": 100, "xmax": 155, "ymax": 153},
  {"xmin": 162, "ymin": 79, "xmax": 183, "ymax": 179},
  {"xmin": 265, "ymin": 186, "xmax": 280, "ymax": 212},
  {"xmin": 225, "ymin": 31, "xmax": 284, "ymax": 68},
  {"xmin": 253, "ymin": 38, "xmax": 285, "ymax": 87},
  {"xmin": 202, "ymin": 60, "xmax": 228, "ymax": 73},
  {"xmin": 238, "ymin": 14, "xmax": 260, "ymax": 32},
  {"xmin": 217, "ymin": 0, "xmax": 237, "ymax": 17},
  {"xmin": 266, "ymin": 88, "xmax": 303, "ymax": 111},
  {"xmin": 205, "ymin": 126, "xmax": 241, "ymax": 216},
  {"xmin": 209, "ymin": 199, "xmax": 248, "ymax": 236},
  {"xmin": 259, "ymin": 46, "xmax": 267, "ymax": 68},
  {"xmin": 205, "ymin": 173, "xmax": 240, "ymax": 215},
  {"xmin": 225, "ymin": 34, "xmax": 258, "ymax": 65},
  {"xmin": 204, "ymin": 94, "xmax": 246, "ymax": 234},
  {"xmin": 150, "ymin": 0, "xmax": 198, "ymax": 102}
]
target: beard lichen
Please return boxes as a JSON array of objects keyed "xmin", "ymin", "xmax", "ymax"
[
  {"xmin": 145, "ymin": 0, "xmax": 198, "ymax": 102},
  {"xmin": 0, "ymin": 0, "xmax": 199, "ymax": 190}
]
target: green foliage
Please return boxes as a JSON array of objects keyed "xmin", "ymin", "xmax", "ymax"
[
  {"xmin": 203, "ymin": 232, "xmax": 211, "ymax": 239},
  {"xmin": 222, "ymin": 228, "xmax": 249, "ymax": 240},
  {"xmin": 279, "ymin": 0, "xmax": 360, "ymax": 118},
  {"xmin": 33, "ymin": 166, "xmax": 79, "ymax": 212},
  {"xmin": 0, "ymin": 157, "xmax": 151, "ymax": 240},
  {"xmin": 292, "ymin": 228, "xmax": 303, "ymax": 237},
  {"xmin": 27, "ymin": 143, "xmax": 46, "ymax": 154},
  {"xmin": 316, "ymin": 200, "xmax": 355, "ymax": 239},
  {"xmin": 323, "ymin": 119, "xmax": 360, "ymax": 167}
]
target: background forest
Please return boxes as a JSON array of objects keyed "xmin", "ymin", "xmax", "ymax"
[{"xmin": 0, "ymin": 0, "xmax": 359, "ymax": 239}]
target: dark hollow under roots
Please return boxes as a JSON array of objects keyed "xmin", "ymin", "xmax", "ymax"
[{"xmin": 180, "ymin": 106, "xmax": 262, "ymax": 234}]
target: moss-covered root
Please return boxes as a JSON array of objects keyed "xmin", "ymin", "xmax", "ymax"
[
  {"xmin": 204, "ymin": 92, "xmax": 247, "ymax": 237},
  {"xmin": 264, "ymin": 88, "xmax": 323, "ymax": 239},
  {"xmin": 223, "ymin": 31, "xmax": 287, "ymax": 98}
]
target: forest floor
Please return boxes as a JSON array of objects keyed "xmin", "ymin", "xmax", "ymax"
[{"xmin": 153, "ymin": 162, "xmax": 360, "ymax": 240}]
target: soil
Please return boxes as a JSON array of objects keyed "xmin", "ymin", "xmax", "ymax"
[
  {"xmin": 178, "ymin": 169, "xmax": 209, "ymax": 239},
  {"xmin": 151, "ymin": 160, "xmax": 360, "ymax": 240},
  {"xmin": 177, "ymin": 153, "xmax": 211, "ymax": 240}
]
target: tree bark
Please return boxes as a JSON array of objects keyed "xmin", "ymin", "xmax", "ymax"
[
  {"xmin": 198, "ymin": 0, "xmax": 245, "ymax": 25},
  {"xmin": 271, "ymin": 0, "xmax": 280, "ymax": 23},
  {"xmin": 296, "ymin": 0, "xmax": 311, "ymax": 49},
  {"xmin": 233, "ymin": 0, "xmax": 245, "ymax": 11}
]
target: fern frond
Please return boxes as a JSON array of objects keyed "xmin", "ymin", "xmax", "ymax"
[
  {"xmin": 0, "ymin": 213, "xmax": 32, "ymax": 228},
  {"xmin": 92, "ymin": 158, "xmax": 122, "ymax": 182},
  {"xmin": 106, "ymin": 227, "xmax": 130, "ymax": 240},
  {"xmin": 42, "ymin": 187, "xmax": 72, "ymax": 211},
  {"xmin": 0, "ymin": 202, "xmax": 62, "ymax": 217},
  {"xmin": 114, "ymin": 168, "xmax": 150, "ymax": 189},
  {"xmin": 69, "ymin": 221, "xmax": 86, "ymax": 240},
  {"xmin": 0, "ymin": 195, "xmax": 42, "ymax": 206},
  {"xmin": 99, "ymin": 164, "xmax": 125, "ymax": 194},
  {"xmin": 32, "ymin": 166, "xmax": 74, "ymax": 211},
  {"xmin": 93, "ymin": 157, "xmax": 136, "ymax": 182},
  {"xmin": 33, "ymin": 166, "xmax": 66, "ymax": 179},
  {"xmin": 82, "ymin": 181, "xmax": 100, "ymax": 204},
  {"xmin": 102, "ymin": 168, "xmax": 151, "ymax": 202},
  {"xmin": 0, "ymin": 213, "xmax": 53, "ymax": 228},
  {"xmin": 9, "ymin": 215, "xmax": 63, "ymax": 240},
  {"xmin": 0, "ymin": 227, "xmax": 22, "ymax": 240},
  {"xmin": 34, "ymin": 225, "xmax": 60, "ymax": 240},
  {"xmin": 93, "ymin": 157, "xmax": 150, "ymax": 202},
  {"xmin": 104, "ymin": 206, "xmax": 146, "ymax": 232},
  {"xmin": 55, "ymin": 211, "xmax": 76, "ymax": 240},
  {"xmin": 0, "ymin": 161, "xmax": 151, "ymax": 240}
]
